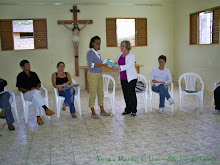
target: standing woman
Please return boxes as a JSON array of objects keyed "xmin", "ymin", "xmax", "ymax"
[
  {"xmin": 112, "ymin": 41, "xmax": 138, "ymax": 116},
  {"xmin": 86, "ymin": 36, "xmax": 111, "ymax": 119},
  {"xmin": 51, "ymin": 62, "xmax": 77, "ymax": 118},
  {"xmin": 149, "ymin": 55, "xmax": 174, "ymax": 113}
]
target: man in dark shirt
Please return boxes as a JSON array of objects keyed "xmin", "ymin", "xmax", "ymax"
[
  {"xmin": 0, "ymin": 77, "xmax": 15, "ymax": 130},
  {"xmin": 16, "ymin": 60, "xmax": 55, "ymax": 125}
]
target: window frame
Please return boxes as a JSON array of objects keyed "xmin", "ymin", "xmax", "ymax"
[
  {"xmin": 106, "ymin": 18, "xmax": 147, "ymax": 47},
  {"xmin": 189, "ymin": 6, "xmax": 220, "ymax": 45},
  {"xmin": 0, "ymin": 18, "xmax": 48, "ymax": 51}
]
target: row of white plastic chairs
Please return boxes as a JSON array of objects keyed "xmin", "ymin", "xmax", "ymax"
[
  {"xmin": 1, "ymin": 73, "xmax": 218, "ymax": 125},
  {"xmin": 97, "ymin": 73, "xmax": 218, "ymax": 115}
]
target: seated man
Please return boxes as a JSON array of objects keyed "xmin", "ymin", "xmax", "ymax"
[
  {"xmin": 16, "ymin": 60, "xmax": 55, "ymax": 125},
  {"xmin": 0, "ymin": 77, "xmax": 15, "ymax": 130},
  {"xmin": 214, "ymin": 82, "xmax": 220, "ymax": 114}
]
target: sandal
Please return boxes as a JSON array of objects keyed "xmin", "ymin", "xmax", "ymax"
[{"xmin": 0, "ymin": 109, "xmax": 6, "ymax": 119}]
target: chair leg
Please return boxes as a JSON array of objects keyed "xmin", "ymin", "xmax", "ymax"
[
  {"xmin": 24, "ymin": 105, "xmax": 29, "ymax": 124},
  {"xmin": 144, "ymin": 94, "xmax": 147, "ymax": 113},
  {"xmin": 180, "ymin": 94, "xmax": 184, "ymax": 110},
  {"xmin": 76, "ymin": 96, "xmax": 82, "ymax": 115},
  {"xmin": 200, "ymin": 94, "xmax": 203, "ymax": 111},
  {"xmin": 57, "ymin": 99, "xmax": 62, "ymax": 118},
  {"xmin": 13, "ymin": 103, "xmax": 20, "ymax": 125},
  {"xmin": 110, "ymin": 95, "xmax": 115, "ymax": 114},
  {"xmin": 150, "ymin": 94, "xmax": 154, "ymax": 111},
  {"xmin": 196, "ymin": 95, "xmax": 200, "ymax": 107},
  {"xmin": 211, "ymin": 96, "xmax": 214, "ymax": 110},
  {"xmin": 112, "ymin": 95, "xmax": 115, "ymax": 114}
]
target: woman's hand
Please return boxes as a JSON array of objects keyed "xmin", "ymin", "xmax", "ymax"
[
  {"xmin": 103, "ymin": 64, "xmax": 108, "ymax": 67},
  {"xmin": 57, "ymin": 85, "xmax": 64, "ymax": 91}
]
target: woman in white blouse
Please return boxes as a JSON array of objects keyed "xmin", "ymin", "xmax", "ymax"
[
  {"xmin": 150, "ymin": 55, "xmax": 174, "ymax": 113},
  {"xmin": 112, "ymin": 41, "xmax": 138, "ymax": 116}
]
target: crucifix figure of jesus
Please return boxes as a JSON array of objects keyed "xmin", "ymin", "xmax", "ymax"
[
  {"xmin": 62, "ymin": 21, "xmax": 88, "ymax": 58},
  {"xmin": 58, "ymin": 6, "xmax": 93, "ymax": 76}
]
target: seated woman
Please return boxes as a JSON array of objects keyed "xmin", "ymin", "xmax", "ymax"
[
  {"xmin": 52, "ymin": 62, "xmax": 77, "ymax": 118},
  {"xmin": 150, "ymin": 55, "xmax": 174, "ymax": 113},
  {"xmin": 214, "ymin": 82, "xmax": 220, "ymax": 114}
]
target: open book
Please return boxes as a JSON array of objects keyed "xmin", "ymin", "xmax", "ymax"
[{"xmin": 62, "ymin": 84, "xmax": 78, "ymax": 90}]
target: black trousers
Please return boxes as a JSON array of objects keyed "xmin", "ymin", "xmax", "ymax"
[
  {"xmin": 121, "ymin": 79, "xmax": 137, "ymax": 113},
  {"xmin": 214, "ymin": 86, "xmax": 220, "ymax": 110}
]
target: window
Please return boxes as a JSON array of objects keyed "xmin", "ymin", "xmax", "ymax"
[
  {"xmin": 0, "ymin": 19, "xmax": 47, "ymax": 51},
  {"xmin": 116, "ymin": 19, "xmax": 135, "ymax": 46},
  {"xmin": 106, "ymin": 18, "xmax": 147, "ymax": 47},
  {"xmin": 190, "ymin": 6, "xmax": 220, "ymax": 45},
  {"xmin": 199, "ymin": 11, "xmax": 213, "ymax": 44},
  {"xmin": 13, "ymin": 20, "xmax": 34, "ymax": 50}
]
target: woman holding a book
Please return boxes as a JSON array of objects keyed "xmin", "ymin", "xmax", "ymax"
[
  {"xmin": 51, "ymin": 62, "xmax": 77, "ymax": 118},
  {"xmin": 86, "ymin": 36, "xmax": 111, "ymax": 119},
  {"xmin": 112, "ymin": 41, "xmax": 138, "ymax": 116}
]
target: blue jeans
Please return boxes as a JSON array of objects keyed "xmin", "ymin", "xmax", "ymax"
[
  {"xmin": 58, "ymin": 88, "xmax": 76, "ymax": 114},
  {"xmin": 0, "ymin": 92, "xmax": 15, "ymax": 124},
  {"xmin": 152, "ymin": 84, "xmax": 171, "ymax": 108}
]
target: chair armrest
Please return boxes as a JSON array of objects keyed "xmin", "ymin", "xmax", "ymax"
[{"xmin": 41, "ymin": 85, "xmax": 48, "ymax": 99}]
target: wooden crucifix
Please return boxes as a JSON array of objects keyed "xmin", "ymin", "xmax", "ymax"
[{"xmin": 57, "ymin": 6, "xmax": 93, "ymax": 76}]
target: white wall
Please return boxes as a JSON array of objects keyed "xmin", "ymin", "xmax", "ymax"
[
  {"xmin": 0, "ymin": 0, "xmax": 175, "ymax": 90},
  {"xmin": 174, "ymin": 0, "xmax": 220, "ymax": 92}
]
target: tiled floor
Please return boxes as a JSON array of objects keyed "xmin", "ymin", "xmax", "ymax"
[{"xmin": 0, "ymin": 86, "xmax": 219, "ymax": 165}]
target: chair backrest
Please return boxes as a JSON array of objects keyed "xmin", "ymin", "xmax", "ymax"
[
  {"xmin": 20, "ymin": 91, "xmax": 26, "ymax": 103},
  {"xmin": 54, "ymin": 87, "xmax": 59, "ymax": 98},
  {"xmin": 71, "ymin": 78, "xmax": 76, "ymax": 84},
  {"xmin": 102, "ymin": 74, "xmax": 115, "ymax": 95},
  {"xmin": 137, "ymin": 74, "xmax": 148, "ymax": 92},
  {"xmin": 214, "ymin": 82, "xmax": 220, "ymax": 90},
  {"xmin": 178, "ymin": 72, "xmax": 204, "ymax": 91}
]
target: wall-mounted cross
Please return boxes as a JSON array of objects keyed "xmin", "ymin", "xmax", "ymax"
[{"xmin": 57, "ymin": 6, "xmax": 93, "ymax": 76}]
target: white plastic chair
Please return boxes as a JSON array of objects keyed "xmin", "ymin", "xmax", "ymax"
[
  {"xmin": 178, "ymin": 73, "xmax": 204, "ymax": 111},
  {"xmin": 54, "ymin": 78, "xmax": 81, "ymax": 118},
  {"xmin": 95, "ymin": 74, "xmax": 116, "ymax": 114},
  {"xmin": 149, "ymin": 80, "xmax": 174, "ymax": 112},
  {"xmin": 136, "ymin": 74, "xmax": 148, "ymax": 113},
  {"xmin": 0, "ymin": 89, "xmax": 20, "ymax": 125},
  {"xmin": 211, "ymin": 82, "xmax": 220, "ymax": 110},
  {"xmin": 20, "ymin": 84, "xmax": 49, "ymax": 124}
]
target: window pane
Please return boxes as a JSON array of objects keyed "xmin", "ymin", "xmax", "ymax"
[
  {"xmin": 199, "ymin": 11, "xmax": 213, "ymax": 44},
  {"xmin": 116, "ymin": 19, "xmax": 135, "ymax": 46},
  {"xmin": 12, "ymin": 20, "xmax": 34, "ymax": 50}
]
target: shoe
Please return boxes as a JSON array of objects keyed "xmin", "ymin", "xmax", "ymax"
[
  {"xmin": 37, "ymin": 117, "xmax": 44, "ymax": 125},
  {"xmin": 122, "ymin": 112, "xmax": 131, "ymax": 115},
  {"xmin": 71, "ymin": 114, "xmax": 77, "ymax": 118},
  {"xmin": 0, "ymin": 109, "xmax": 6, "ymax": 119},
  {"xmin": 131, "ymin": 113, "xmax": 136, "ymax": 116},
  {"xmin": 168, "ymin": 98, "xmax": 174, "ymax": 105},
  {"xmin": 8, "ymin": 124, "xmax": 15, "ymax": 130},
  {"xmin": 45, "ymin": 108, "xmax": 55, "ymax": 116},
  {"xmin": 61, "ymin": 107, "xmax": 66, "ymax": 111},
  {"xmin": 91, "ymin": 114, "xmax": 100, "ymax": 119},
  {"xmin": 100, "ymin": 111, "xmax": 111, "ymax": 116},
  {"xmin": 214, "ymin": 109, "xmax": 219, "ymax": 114},
  {"xmin": 159, "ymin": 108, "xmax": 163, "ymax": 114}
]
